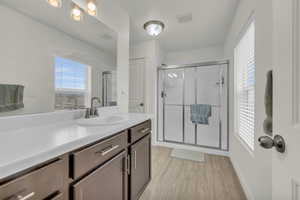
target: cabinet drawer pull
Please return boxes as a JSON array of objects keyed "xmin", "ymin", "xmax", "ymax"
[
  {"xmin": 134, "ymin": 151, "xmax": 137, "ymax": 169},
  {"xmin": 139, "ymin": 128, "xmax": 150, "ymax": 134},
  {"xmin": 17, "ymin": 192, "xmax": 35, "ymax": 200},
  {"xmin": 95, "ymin": 145, "xmax": 120, "ymax": 156},
  {"xmin": 127, "ymin": 155, "xmax": 131, "ymax": 175}
]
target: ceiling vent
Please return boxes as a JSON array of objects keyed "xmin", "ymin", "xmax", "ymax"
[{"xmin": 176, "ymin": 13, "xmax": 193, "ymax": 24}]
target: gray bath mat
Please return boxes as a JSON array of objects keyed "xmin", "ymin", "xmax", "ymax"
[{"xmin": 171, "ymin": 149, "xmax": 205, "ymax": 162}]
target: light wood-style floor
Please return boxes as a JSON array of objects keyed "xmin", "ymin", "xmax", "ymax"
[{"xmin": 140, "ymin": 146, "xmax": 247, "ymax": 200}]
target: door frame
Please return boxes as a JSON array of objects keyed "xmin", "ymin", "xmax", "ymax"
[{"xmin": 129, "ymin": 57, "xmax": 146, "ymax": 113}]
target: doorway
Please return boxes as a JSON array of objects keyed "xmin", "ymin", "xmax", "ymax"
[{"xmin": 129, "ymin": 58, "xmax": 146, "ymax": 113}]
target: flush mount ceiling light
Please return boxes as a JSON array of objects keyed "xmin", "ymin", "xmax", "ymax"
[
  {"xmin": 46, "ymin": 0, "xmax": 62, "ymax": 8},
  {"xmin": 143, "ymin": 20, "xmax": 165, "ymax": 37},
  {"xmin": 87, "ymin": 0, "xmax": 97, "ymax": 16},
  {"xmin": 71, "ymin": 3, "xmax": 83, "ymax": 21}
]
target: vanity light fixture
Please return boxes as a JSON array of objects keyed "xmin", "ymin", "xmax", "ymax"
[
  {"xmin": 46, "ymin": 0, "xmax": 62, "ymax": 8},
  {"xmin": 87, "ymin": 0, "xmax": 97, "ymax": 16},
  {"xmin": 71, "ymin": 3, "xmax": 83, "ymax": 21},
  {"xmin": 143, "ymin": 20, "xmax": 165, "ymax": 37}
]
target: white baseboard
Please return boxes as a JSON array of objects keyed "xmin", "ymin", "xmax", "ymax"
[
  {"xmin": 154, "ymin": 141, "xmax": 229, "ymax": 156},
  {"xmin": 230, "ymin": 157, "xmax": 255, "ymax": 200}
]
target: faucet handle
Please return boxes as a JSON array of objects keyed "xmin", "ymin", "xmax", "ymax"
[
  {"xmin": 85, "ymin": 108, "xmax": 91, "ymax": 119},
  {"xmin": 94, "ymin": 109, "xmax": 99, "ymax": 117}
]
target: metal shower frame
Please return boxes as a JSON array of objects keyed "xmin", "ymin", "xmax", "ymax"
[{"xmin": 157, "ymin": 60, "xmax": 230, "ymax": 151}]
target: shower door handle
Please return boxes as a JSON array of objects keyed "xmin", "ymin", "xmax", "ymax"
[{"xmin": 216, "ymin": 77, "xmax": 225, "ymax": 86}]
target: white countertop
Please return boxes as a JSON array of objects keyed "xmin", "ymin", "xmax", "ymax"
[{"xmin": 0, "ymin": 112, "xmax": 151, "ymax": 180}]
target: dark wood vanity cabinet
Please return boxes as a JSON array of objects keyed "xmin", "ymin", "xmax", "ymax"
[
  {"xmin": 0, "ymin": 120, "xmax": 151, "ymax": 200},
  {"xmin": 71, "ymin": 132, "xmax": 127, "ymax": 179},
  {"xmin": 70, "ymin": 120, "xmax": 151, "ymax": 200},
  {"xmin": 129, "ymin": 135, "xmax": 151, "ymax": 200},
  {"xmin": 72, "ymin": 151, "xmax": 127, "ymax": 200},
  {"xmin": 0, "ymin": 158, "xmax": 67, "ymax": 200}
]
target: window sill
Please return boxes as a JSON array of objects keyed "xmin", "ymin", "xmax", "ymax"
[
  {"xmin": 234, "ymin": 132, "xmax": 255, "ymax": 158},
  {"xmin": 55, "ymin": 90, "xmax": 86, "ymax": 95}
]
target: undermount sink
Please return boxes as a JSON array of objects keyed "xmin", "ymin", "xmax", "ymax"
[{"xmin": 76, "ymin": 115, "xmax": 128, "ymax": 126}]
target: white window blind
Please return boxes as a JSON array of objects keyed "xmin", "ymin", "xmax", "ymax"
[{"xmin": 234, "ymin": 21, "xmax": 255, "ymax": 151}]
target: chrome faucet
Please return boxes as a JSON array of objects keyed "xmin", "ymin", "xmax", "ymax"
[{"xmin": 85, "ymin": 97, "xmax": 101, "ymax": 118}]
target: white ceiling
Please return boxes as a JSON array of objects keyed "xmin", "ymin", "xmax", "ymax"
[
  {"xmin": 117, "ymin": 0, "xmax": 239, "ymax": 51},
  {"xmin": 0, "ymin": 0, "xmax": 117, "ymax": 55}
]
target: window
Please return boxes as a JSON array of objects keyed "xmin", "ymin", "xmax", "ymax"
[
  {"xmin": 234, "ymin": 21, "xmax": 255, "ymax": 151},
  {"xmin": 54, "ymin": 57, "xmax": 91, "ymax": 109}
]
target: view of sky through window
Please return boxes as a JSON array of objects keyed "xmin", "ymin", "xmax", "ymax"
[{"xmin": 55, "ymin": 57, "xmax": 87, "ymax": 91}]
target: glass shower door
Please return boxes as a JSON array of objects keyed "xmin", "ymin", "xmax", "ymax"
[
  {"xmin": 102, "ymin": 71, "xmax": 117, "ymax": 106},
  {"xmin": 163, "ymin": 69, "xmax": 184, "ymax": 143},
  {"xmin": 159, "ymin": 64, "xmax": 227, "ymax": 150},
  {"xmin": 183, "ymin": 68, "xmax": 196, "ymax": 144},
  {"xmin": 195, "ymin": 66, "xmax": 221, "ymax": 148}
]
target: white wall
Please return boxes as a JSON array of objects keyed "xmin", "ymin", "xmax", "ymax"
[
  {"xmin": 91, "ymin": 0, "xmax": 130, "ymax": 112},
  {"xmin": 164, "ymin": 45, "xmax": 224, "ymax": 65},
  {"xmin": 224, "ymin": 0, "xmax": 272, "ymax": 199},
  {"xmin": 130, "ymin": 40, "xmax": 165, "ymax": 143},
  {"xmin": 130, "ymin": 40, "xmax": 164, "ymax": 114},
  {"xmin": 0, "ymin": 5, "xmax": 115, "ymax": 115}
]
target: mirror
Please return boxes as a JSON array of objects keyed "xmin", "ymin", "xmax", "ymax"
[{"xmin": 0, "ymin": 0, "xmax": 117, "ymax": 116}]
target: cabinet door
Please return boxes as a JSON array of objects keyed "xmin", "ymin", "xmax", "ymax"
[
  {"xmin": 72, "ymin": 151, "xmax": 127, "ymax": 200},
  {"xmin": 130, "ymin": 135, "xmax": 151, "ymax": 200}
]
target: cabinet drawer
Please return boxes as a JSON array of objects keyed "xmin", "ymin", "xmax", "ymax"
[
  {"xmin": 71, "ymin": 131, "xmax": 127, "ymax": 179},
  {"xmin": 0, "ymin": 159, "xmax": 65, "ymax": 200},
  {"xmin": 129, "ymin": 120, "xmax": 151, "ymax": 144}
]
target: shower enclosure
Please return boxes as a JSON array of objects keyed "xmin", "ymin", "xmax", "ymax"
[
  {"xmin": 157, "ymin": 61, "xmax": 229, "ymax": 151},
  {"xmin": 102, "ymin": 71, "xmax": 117, "ymax": 106}
]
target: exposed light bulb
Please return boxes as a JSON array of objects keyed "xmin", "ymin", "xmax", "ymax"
[
  {"xmin": 46, "ymin": 0, "xmax": 62, "ymax": 8},
  {"xmin": 87, "ymin": 1, "xmax": 97, "ymax": 16},
  {"xmin": 71, "ymin": 4, "xmax": 83, "ymax": 21}
]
